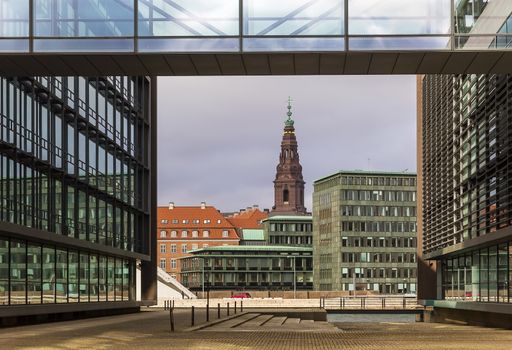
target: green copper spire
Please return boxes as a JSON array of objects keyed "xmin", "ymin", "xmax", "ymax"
[{"xmin": 285, "ymin": 96, "xmax": 294, "ymax": 127}]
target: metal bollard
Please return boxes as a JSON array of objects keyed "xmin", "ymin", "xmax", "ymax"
[
  {"xmin": 227, "ymin": 302, "xmax": 230, "ymax": 316},
  {"xmin": 191, "ymin": 306, "xmax": 195, "ymax": 326},
  {"xmin": 206, "ymin": 302, "xmax": 210, "ymax": 322},
  {"xmin": 403, "ymin": 297, "xmax": 406, "ymax": 309},
  {"xmin": 234, "ymin": 301, "xmax": 237, "ymax": 314},
  {"xmin": 169, "ymin": 306, "xmax": 175, "ymax": 332},
  {"xmin": 217, "ymin": 303, "xmax": 221, "ymax": 319},
  {"xmin": 241, "ymin": 300, "xmax": 243, "ymax": 312}
]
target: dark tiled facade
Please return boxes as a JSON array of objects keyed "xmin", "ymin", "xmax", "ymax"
[{"xmin": 422, "ymin": 74, "xmax": 512, "ymax": 303}]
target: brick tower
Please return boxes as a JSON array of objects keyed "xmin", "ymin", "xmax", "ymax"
[{"xmin": 272, "ymin": 98, "xmax": 307, "ymax": 215}]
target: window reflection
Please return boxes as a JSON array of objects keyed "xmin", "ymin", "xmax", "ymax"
[
  {"xmin": 348, "ymin": 0, "xmax": 451, "ymax": 35},
  {"xmin": 443, "ymin": 242, "xmax": 512, "ymax": 303},
  {"xmin": 138, "ymin": 0, "xmax": 239, "ymax": 36},
  {"xmin": 34, "ymin": 0, "xmax": 134, "ymax": 37},
  {"xmin": 244, "ymin": 0, "xmax": 343, "ymax": 36},
  {"xmin": 10, "ymin": 240, "xmax": 26, "ymax": 305},
  {"xmin": 0, "ymin": 237, "xmax": 135, "ymax": 306}
]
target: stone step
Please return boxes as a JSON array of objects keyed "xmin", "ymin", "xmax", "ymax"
[
  {"xmin": 261, "ymin": 316, "xmax": 287, "ymax": 327},
  {"xmin": 237, "ymin": 314, "xmax": 274, "ymax": 328},
  {"xmin": 284, "ymin": 318, "xmax": 301, "ymax": 325},
  {"xmin": 203, "ymin": 313, "xmax": 260, "ymax": 331}
]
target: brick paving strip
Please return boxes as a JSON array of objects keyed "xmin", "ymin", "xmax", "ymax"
[{"xmin": 0, "ymin": 309, "xmax": 511, "ymax": 350}]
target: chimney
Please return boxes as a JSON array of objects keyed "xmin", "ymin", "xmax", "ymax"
[
  {"xmin": 169, "ymin": 202, "xmax": 174, "ymax": 210},
  {"xmin": 253, "ymin": 204, "xmax": 259, "ymax": 208},
  {"xmin": 201, "ymin": 201, "xmax": 206, "ymax": 209}
]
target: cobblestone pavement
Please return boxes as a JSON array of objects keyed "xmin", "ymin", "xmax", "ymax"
[{"xmin": 1, "ymin": 309, "xmax": 512, "ymax": 350}]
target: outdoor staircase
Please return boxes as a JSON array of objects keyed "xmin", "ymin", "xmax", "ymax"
[{"xmin": 199, "ymin": 313, "xmax": 338, "ymax": 332}]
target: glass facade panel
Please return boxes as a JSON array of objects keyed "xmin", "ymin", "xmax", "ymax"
[
  {"xmin": 0, "ymin": 0, "xmax": 30, "ymax": 37},
  {"xmin": 42, "ymin": 246, "xmax": 55, "ymax": 303},
  {"xmin": 0, "ymin": 238, "xmax": 135, "ymax": 306},
  {"xmin": 34, "ymin": 0, "xmax": 134, "ymax": 37},
  {"xmin": 56, "ymin": 249, "xmax": 67, "ymax": 303},
  {"xmin": 107, "ymin": 256, "xmax": 115, "ymax": 301},
  {"xmin": 349, "ymin": 0, "xmax": 451, "ymax": 35},
  {"xmin": 10, "ymin": 240, "xmax": 26, "ymax": 305},
  {"xmin": 138, "ymin": 0, "xmax": 239, "ymax": 36},
  {"xmin": 443, "ymin": 242, "xmax": 512, "ymax": 303},
  {"xmin": 115, "ymin": 258, "xmax": 123, "ymax": 301},
  {"xmin": 0, "ymin": 239, "xmax": 8, "ymax": 305},
  {"xmin": 68, "ymin": 251, "xmax": 78, "ymax": 303},
  {"xmin": 244, "ymin": 0, "xmax": 343, "ymax": 36},
  {"xmin": 90, "ymin": 254, "xmax": 99, "ymax": 302}
]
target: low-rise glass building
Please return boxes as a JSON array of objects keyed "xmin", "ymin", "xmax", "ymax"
[{"xmin": 180, "ymin": 246, "xmax": 313, "ymax": 291}]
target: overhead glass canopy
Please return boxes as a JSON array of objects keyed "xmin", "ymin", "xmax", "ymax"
[{"xmin": 0, "ymin": 0, "xmax": 510, "ymax": 53}]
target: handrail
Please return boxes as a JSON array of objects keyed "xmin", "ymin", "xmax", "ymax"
[{"xmin": 322, "ymin": 296, "xmax": 419, "ymax": 310}]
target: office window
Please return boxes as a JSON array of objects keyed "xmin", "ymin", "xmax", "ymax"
[
  {"xmin": 203, "ymin": 230, "xmax": 209, "ymax": 238},
  {"xmin": 222, "ymin": 230, "xmax": 229, "ymax": 238},
  {"xmin": 192, "ymin": 219, "xmax": 200, "ymax": 224},
  {"xmin": 192, "ymin": 230, "xmax": 198, "ymax": 238},
  {"xmin": 160, "ymin": 230, "xmax": 166, "ymax": 238},
  {"xmin": 159, "ymin": 259, "xmax": 166, "ymax": 269},
  {"xmin": 203, "ymin": 219, "xmax": 211, "ymax": 224},
  {"xmin": 182, "ymin": 219, "xmax": 189, "ymax": 224},
  {"xmin": 171, "ymin": 259, "xmax": 177, "ymax": 269},
  {"xmin": 160, "ymin": 244, "xmax": 166, "ymax": 253},
  {"xmin": 161, "ymin": 219, "xmax": 168, "ymax": 224},
  {"xmin": 192, "ymin": 243, "xmax": 198, "ymax": 250},
  {"xmin": 217, "ymin": 219, "xmax": 221, "ymax": 224},
  {"xmin": 181, "ymin": 244, "xmax": 187, "ymax": 253},
  {"xmin": 181, "ymin": 230, "xmax": 187, "ymax": 238},
  {"xmin": 171, "ymin": 244, "xmax": 177, "ymax": 253},
  {"xmin": 172, "ymin": 219, "xmax": 178, "ymax": 224},
  {"xmin": 171, "ymin": 231, "xmax": 177, "ymax": 238}
]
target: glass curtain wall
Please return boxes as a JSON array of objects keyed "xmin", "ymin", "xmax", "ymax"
[
  {"xmin": 0, "ymin": 236, "xmax": 134, "ymax": 306},
  {"xmin": 442, "ymin": 241, "xmax": 512, "ymax": 303},
  {"xmin": 0, "ymin": 76, "xmax": 149, "ymax": 255}
]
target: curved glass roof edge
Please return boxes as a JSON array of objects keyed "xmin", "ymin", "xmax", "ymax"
[{"xmin": 0, "ymin": 0, "xmax": 511, "ymax": 54}]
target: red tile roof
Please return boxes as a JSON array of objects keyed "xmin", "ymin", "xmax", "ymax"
[
  {"xmin": 226, "ymin": 207, "xmax": 269, "ymax": 230},
  {"xmin": 157, "ymin": 205, "xmax": 240, "ymax": 240}
]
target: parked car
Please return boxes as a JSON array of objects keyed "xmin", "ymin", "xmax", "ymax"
[{"xmin": 232, "ymin": 292, "xmax": 251, "ymax": 299}]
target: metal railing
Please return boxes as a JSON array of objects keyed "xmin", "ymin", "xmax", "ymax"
[{"xmin": 321, "ymin": 296, "xmax": 418, "ymax": 310}]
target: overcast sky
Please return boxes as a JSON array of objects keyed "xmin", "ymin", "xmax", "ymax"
[{"xmin": 157, "ymin": 75, "xmax": 417, "ymax": 212}]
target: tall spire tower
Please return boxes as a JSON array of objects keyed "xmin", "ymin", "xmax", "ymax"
[{"xmin": 272, "ymin": 98, "xmax": 307, "ymax": 215}]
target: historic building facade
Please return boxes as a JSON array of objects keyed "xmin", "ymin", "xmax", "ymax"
[
  {"xmin": 157, "ymin": 203, "xmax": 240, "ymax": 281},
  {"xmin": 0, "ymin": 76, "xmax": 157, "ymax": 320},
  {"xmin": 313, "ymin": 171, "xmax": 417, "ymax": 294},
  {"xmin": 421, "ymin": 74, "xmax": 512, "ymax": 312}
]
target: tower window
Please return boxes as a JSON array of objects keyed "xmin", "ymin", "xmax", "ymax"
[{"xmin": 283, "ymin": 189, "xmax": 289, "ymax": 203}]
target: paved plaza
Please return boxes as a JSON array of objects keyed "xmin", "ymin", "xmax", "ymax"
[{"xmin": 1, "ymin": 309, "xmax": 512, "ymax": 350}]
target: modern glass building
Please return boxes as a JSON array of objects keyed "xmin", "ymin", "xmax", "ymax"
[
  {"xmin": 180, "ymin": 246, "xmax": 313, "ymax": 291},
  {"xmin": 313, "ymin": 171, "xmax": 417, "ymax": 294},
  {"xmin": 0, "ymin": 76, "xmax": 157, "ymax": 321},
  {"xmin": 420, "ymin": 73, "xmax": 512, "ymax": 325}
]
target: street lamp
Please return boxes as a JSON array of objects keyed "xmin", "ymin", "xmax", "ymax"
[{"xmin": 287, "ymin": 255, "xmax": 296, "ymax": 299}]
